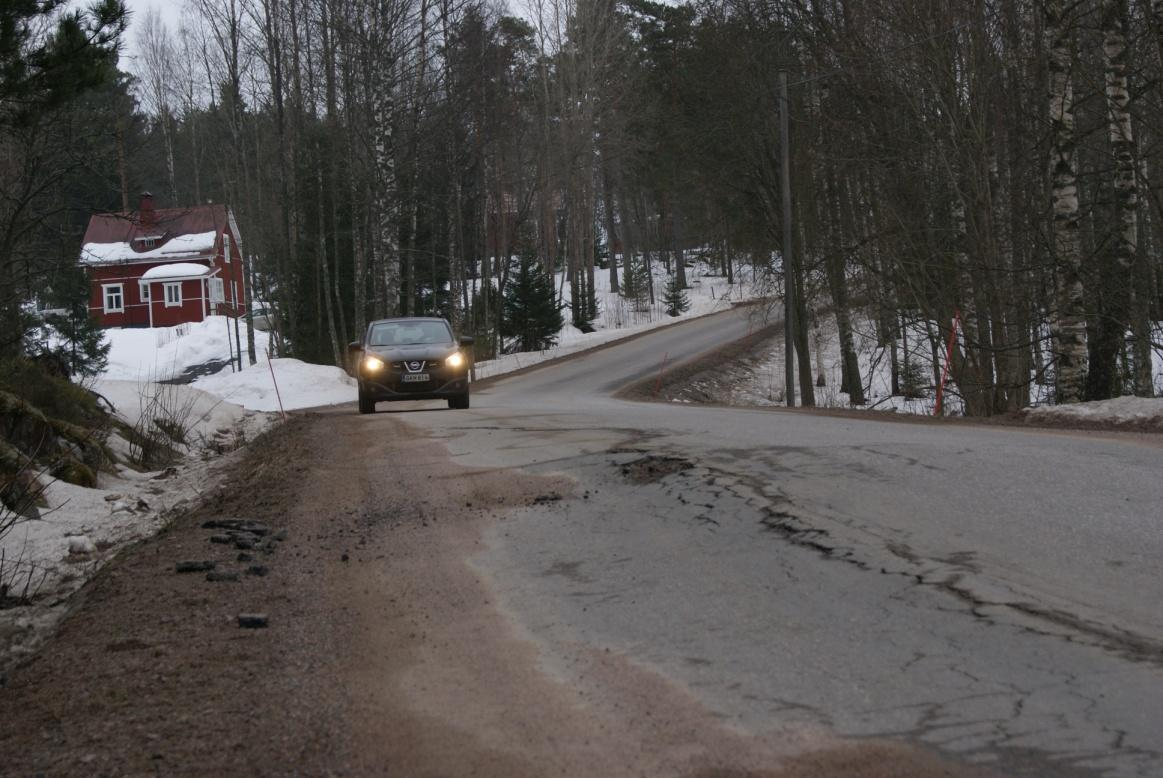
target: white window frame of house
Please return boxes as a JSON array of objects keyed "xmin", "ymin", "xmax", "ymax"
[
  {"xmin": 164, "ymin": 282, "xmax": 182, "ymax": 307},
  {"xmin": 102, "ymin": 283, "xmax": 124, "ymax": 314},
  {"xmin": 223, "ymin": 233, "xmax": 232, "ymax": 263},
  {"xmin": 138, "ymin": 280, "xmax": 151, "ymax": 302}
]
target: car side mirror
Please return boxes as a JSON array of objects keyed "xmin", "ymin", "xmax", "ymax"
[
  {"xmin": 347, "ymin": 340, "xmax": 362, "ymax": 353},
  {"xmin": 459, "ymin": 335, "xmax": 475, "ymax": 347}
]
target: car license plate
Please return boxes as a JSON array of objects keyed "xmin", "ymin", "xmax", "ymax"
[{"xmin": 402, "ymin": 373, "xmax": 429, "ymax": 383}]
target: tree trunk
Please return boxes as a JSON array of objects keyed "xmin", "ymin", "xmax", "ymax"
[
  {"xmin": 371, "ymin": 47, "xmax": 400, "ymax": 318},
  {"xmin": 1087, "ymin": 0, "xmax": 1140, "ymax": 399},
  {"xmin": 1046, "ymin": 0, "xmax": 1088, "ymax": 404}
]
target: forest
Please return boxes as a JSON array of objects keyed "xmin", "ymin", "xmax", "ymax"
[{"xmin": 2, "ymin": 0, "xmax": 1161, "ymax": 416}]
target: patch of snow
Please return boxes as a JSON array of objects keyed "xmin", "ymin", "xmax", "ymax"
[
  {"xmin": 93, "ymin": 379, "xmax": 271, "ymax": 442},
  {"xmin": 102, "ymin": 315, "xmax": 269, "ymax": 382},
  {"xmin": 1024, "ymin": 396, "xmax": 1163, "ymax": 425},
  {"xmin": 193, "ymin": 358, "xmax": 357, "ymax": 413},
  {"xmin": 140, "ymin": 262, "xmax": 212, "ymax": 280},
  {"xmin": 79, "ymin": 231, "xmax": 218, "ymax": 265},
  {"xmin": 66, "ymin": 536, "xmax": 96, "ymax": 555}
]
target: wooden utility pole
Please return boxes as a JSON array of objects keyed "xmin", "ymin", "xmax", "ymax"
[{"xmin": 779, "ymin": 70, "xmax": 796, "ymax": 407}]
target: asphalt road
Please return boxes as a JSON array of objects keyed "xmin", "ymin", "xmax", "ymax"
[{"xmin": 380, "ymin": 305, "xmax": 1163, "ymax": 777}]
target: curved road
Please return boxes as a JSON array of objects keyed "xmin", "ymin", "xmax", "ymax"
[{"xmin": 386, "ymin": 305, "xmax": 1163, "ymax": 777}]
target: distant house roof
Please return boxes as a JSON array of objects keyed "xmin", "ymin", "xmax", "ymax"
[
  {"xmin": 83, "ymin": 232, "xmax": 219, "ymax": 266},
  {"xmin": 79, "ymin": 200, "xmax": 238, "ymax": 267}
]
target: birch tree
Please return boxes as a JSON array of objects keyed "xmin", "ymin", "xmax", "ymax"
[{"xmin": 1047, "ymin": 0, "xmax": 1087, "ymax": 404}]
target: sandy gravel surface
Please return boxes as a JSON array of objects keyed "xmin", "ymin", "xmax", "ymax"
[{"xmin": 0, "ymin": 411, "xmax": 1000, "ymax": 777}]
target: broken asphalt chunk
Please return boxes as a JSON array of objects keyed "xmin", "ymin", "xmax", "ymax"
[
  {"xmin": 201, "ymin": 519, "xmax": 271, "ymax": 536},
  {"xmin": 237, "ymin": 613, "xmax": 268, "ymax": 629},
  {"xmin": 175, "ymin": 560, "xmax": 216, "ymax": 573}
]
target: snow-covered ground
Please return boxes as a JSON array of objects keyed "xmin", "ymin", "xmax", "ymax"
[
  {"xmin": 103, "ymin": 315, "xmax": 270, "ymax": 382},
  {"xmin": 713, "ymin": 312, "xmax": 1163, "ymax": 427}
]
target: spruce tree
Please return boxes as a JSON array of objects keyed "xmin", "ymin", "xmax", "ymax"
[
  {"xmin": 502, "ymin": 255, "xmax": 564, "ymax": 353},
  {"xmin": 661, "ymin": 274, "xmax": 690, "ymax": 317},
  {"xmin": 43, "ymin": 311, "xmax": 110, "ymax": 379},
  {"xmin": 621, "ymin": 254, "xmax": 652, "ymax": 312}
]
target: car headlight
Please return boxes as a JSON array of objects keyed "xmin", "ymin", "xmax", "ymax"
[
  {"xmin": 363, "ymin": 355, "xmax": 386, "ymax": 373},
  {"xmin": 445, "ymin": 351, "xmax": 465, "ymax": 369}
]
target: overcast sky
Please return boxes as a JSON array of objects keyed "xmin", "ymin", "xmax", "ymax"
[{"xmin": 120, "ymin": 0, "xmax": 185, "ymax": 63}]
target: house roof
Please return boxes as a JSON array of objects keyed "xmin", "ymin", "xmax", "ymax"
[{"xmin": 79, "ymin": 203, "xmax": 234, "ymax": 267}]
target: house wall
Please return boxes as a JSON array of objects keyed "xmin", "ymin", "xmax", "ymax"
[
  {"xmin": 88, "ymin": 264, "xmax": 154, "ymax": 328},
  {"xmin": 88, "ymin": 261, "xmax": 211, "ymax": 328},
  {"xmin": 212, "ymin": 228, "xmax": 246, "ymax": 317},
  {"xmin": 147, "ymin": 278, "xmax": 209, "ymax": 327}
]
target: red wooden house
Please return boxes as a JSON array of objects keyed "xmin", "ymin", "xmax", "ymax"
[{"xmin": 80, "ymin": 194, "xmax": 246, "ymax": 328}]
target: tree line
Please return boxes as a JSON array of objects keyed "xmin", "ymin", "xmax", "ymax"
[{"xmin": 2, "ymin": 0, "xmax": 1160, "ymax": 414}]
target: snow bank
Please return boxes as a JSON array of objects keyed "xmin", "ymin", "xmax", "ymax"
[
  {"xmin": 102, "ymin": 315, "xmax": 269, "ymax": 382},
  {"xmin": 193, "ymin": 358, "xmax": 357, "ymax": 412},
  {"xmin": 1023, "ymin": 396, "xmax": 1163, "ymax": 427},
  {"xmin": 93, "ymin": 379, "xmax": 269, "ymax": 436}
]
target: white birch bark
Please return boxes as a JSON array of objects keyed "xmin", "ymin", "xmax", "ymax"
[
  {"xmin": 1046, "ymin": 0, "xmax": 1087, "ymax": 404},
  {"xmin": 369, "ymin": 1, "xmax": 401, "ymax": 319}
]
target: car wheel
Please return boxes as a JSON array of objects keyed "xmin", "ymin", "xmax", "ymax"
[
  {"xmin": 448, "ymin": 390, "xmax": 470, "ymax": 410},
  {"xmin": 358, "ymin": 390, "xmax": 376, "ymax": 414}
]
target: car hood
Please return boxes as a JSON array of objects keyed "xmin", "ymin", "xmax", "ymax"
[{"xmin": 365, "ymin": 344, "xmax": 457, "ymax": 362}]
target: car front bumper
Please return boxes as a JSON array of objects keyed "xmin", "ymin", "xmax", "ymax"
[{"xmin": 359, "ymin": 372, "xmax": 469, "ymax": 402}]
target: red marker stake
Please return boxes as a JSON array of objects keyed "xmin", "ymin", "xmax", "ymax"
[{"xmin": 267, "ymin": 350, "xmax": 287, "ymax": 422}]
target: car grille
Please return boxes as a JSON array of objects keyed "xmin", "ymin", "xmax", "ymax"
[{"xmin": 392, "ymin": 359, "xmax": 441, "ymax": 372}]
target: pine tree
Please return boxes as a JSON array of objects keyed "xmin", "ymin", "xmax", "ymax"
[
  {"xmin": 502, "ymin": 255, "xmax": 564, "ymax": 353},
  {"xmin": 661, "ymin": 274, "xmax": 690, "ymax": 317}
]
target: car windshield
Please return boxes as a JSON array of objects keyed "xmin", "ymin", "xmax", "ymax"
[{"xmin": 368, "ymin": 320, "xmax": 451, "ymax": 346}]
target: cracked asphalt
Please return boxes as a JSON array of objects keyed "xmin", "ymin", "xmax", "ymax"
[{"xmin": 399, "ymin": 306, "xmax": 1163, "ymax": 776}]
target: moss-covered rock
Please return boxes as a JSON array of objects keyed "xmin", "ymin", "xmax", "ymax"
[
  {"xmin": 1, "ymin": 361, "xmax": 115, "ymax": 504},
  {"xmin": 0, "ymin": 438, "xmax": 46, "ymax": 517},
  {"xmin": 48, "ymin": 417, "xmax": 112, "ymax": 472},
  {"xmin": 50, "ymin": 455, "xmax": 97, "ymax": 489},
  {"xmin": 0, "ymin": 389, "xmax": 54, "ymax": 457}
]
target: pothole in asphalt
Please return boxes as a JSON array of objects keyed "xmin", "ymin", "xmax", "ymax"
[{"xmin": 617, "ymin": 454, "xmax": 694, "ymax": 483}]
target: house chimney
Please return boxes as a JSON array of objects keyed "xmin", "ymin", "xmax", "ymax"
[{"xmin": 139, "ymin": 192, "xmax": 155, "ymax": 229}]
